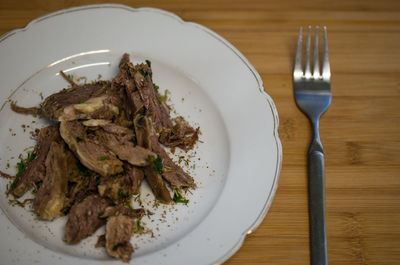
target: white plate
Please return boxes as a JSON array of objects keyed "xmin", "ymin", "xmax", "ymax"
[{"xmin": 0, "ymin": 4, "xmax": 282, "ymax": 265}]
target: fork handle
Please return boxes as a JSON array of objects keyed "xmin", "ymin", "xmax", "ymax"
[{"xmin": 308, "ymin": 149, "xmax": 328, "ymax": 265}]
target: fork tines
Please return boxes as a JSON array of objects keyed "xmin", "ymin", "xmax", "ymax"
[{"xmin": 294, "ymin": 26, "xmax": 330, "ymax": 81}]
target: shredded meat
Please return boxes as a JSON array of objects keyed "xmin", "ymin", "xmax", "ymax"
[
  {"xmin": 95, "ymin": 129, "xmax": 156, "ymax": 167},
  {"xmin": 62, "ymin": 169, "xmax": 100, "ymax": 214},
  {"xmin": 12, "ymin": 125, "xmax": 61, "ymax": 197},
  {"xmin": 134, "ymin": 114, "xmax": 194, "ymax": 188},
  {"xmin": 41, "ymin": 81, "xmax": 110, "ymax": 120},
  {"xmin": 6, "ymin": 53, "xmax": 201, "ymax": 263},
  {"xmin": 60, "ymin": 120, "xmax": 123, "ymax": 177},
  {"xmin": 95, "ymin": 234, "xmax": 106, "ymax": 248},
  {"xmin": 159, "ymin": 117, "xmax": 200, "ymax": 151},
  {"xmin": 133, "ymin": 114, "xmax": 152, "ymax": 149},
  {"xmin": 98, "ymin": 164, "xmax": 144, "ymax": 203},
  {"xmin": 65, "ymin": 195, "xmax": 110, "ymax": 244},
  {"xmin": 105, "ymin": 215, "xmax": 135, "ymax": 263},
  {"xmin": 10, "ymin": 102, "xmax": 41, "ymax": 115},
  {"xmin": 100, "ymin": 205, "xmax": 145, "ymax": 219},
  {"xmin": 143, "ymin": 166, "xmax": 172, "ymax": 203},
  {"xmin": 33, "ymin": 141, "xmax": 69, "ymax": 220},
  {"xmin": 114, "ymin": 54, "xmax": 173, "ymax": 133}
]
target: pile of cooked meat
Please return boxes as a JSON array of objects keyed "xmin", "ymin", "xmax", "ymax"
[{"xmin": 4, "ymin": 54, "xmax": 199, "ymax": 262}]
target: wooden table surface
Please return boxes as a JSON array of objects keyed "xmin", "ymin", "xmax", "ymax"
[{"xmin": 1, "ymin": 0, "xmax": 400, "ymax": 264}]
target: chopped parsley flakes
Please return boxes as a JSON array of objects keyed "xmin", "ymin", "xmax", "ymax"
[
  {"xmin": 173, "ymin": 189, "xmax": 189, "ymax": 204},
  {"xmin": 136, "ymin": 219, "xmax": 143, "ymax": 231},
  {"xmin": 145, "ymin": 59, "xmax": 151, "ymax": 67},
  {"xmin": 130, "ymin": 138, "xmax": 137, "ymax": 147},
  {"xmin": 97, "ymin": 156, "xmax": 109, "ymax": 161},
  {"xmin": 118, "ymin": 189, "xmax": 129, "ymax": 198},
  {"xmin": 11, "ymin": 152, "xmax": 36, "ymax": 190},
  {"xmin": 139, "ymin": 68, "xmax": 149, "ymax": 78},
  {"xmin": 112, "ymin": 242, "xmax": 126, "ymax": 251},
  {"xmin": 150, "ymin": 156, "xmax": 163, "ymax": 174},
  {"xmin": 97, "ymin": 211, "xmax": 106, "ymax": 219}
]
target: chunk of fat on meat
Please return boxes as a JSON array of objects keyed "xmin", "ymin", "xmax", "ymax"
[{"xmin": 59, "ymin": 96, "xmax": 119, "ymax": 121}]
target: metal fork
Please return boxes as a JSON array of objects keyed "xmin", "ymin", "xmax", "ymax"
[{"xmin": 293, "ymin": 26, "xmax": 331, "ymax": 265}]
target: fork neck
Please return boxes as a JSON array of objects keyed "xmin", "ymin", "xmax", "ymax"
[{"xmin": 310, "ymin": 118, "xmax": 324, "ymax": 154}]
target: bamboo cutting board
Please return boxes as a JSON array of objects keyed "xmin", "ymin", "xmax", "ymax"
[{"xmin": 1, "ymin": 0, "xmax": 400, "ymax": 264}]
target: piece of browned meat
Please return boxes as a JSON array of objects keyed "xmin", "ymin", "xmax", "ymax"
[
  {"xmin": 98, "ymin": 164, "xmax": 144, "ymax": 203},
  {"xmin": 133, "ymin": 114, "xmax": 172, "ymax": 203},
  {"xmin": 10, "ymin": 102, "xmax": 41, "ymax": 115},
  {"xmin": 126, "ymin": 164, "xmax": 145, "ymax": 195},
  {"xmin": 10, "ymin": 81, "xmax": 120, "ymax": 122},
  {"xmin": 12, "ymin": 125, "xmax": 61, "ymax": 197},
  {"xmin": 133, "ymin": 114, "xmax": 152, "ymax": 149},
  {"xmin": 63, "ymin": 167, "xmax": 100, "ymax": 214},
  {"xmin": 134, "ymin": 114, "xmax": 194, "ymax": 188},
  {"xmin": 134, "ymin": 70, "xmax": 173, "ymax": 132},
  {"xmin": 151, "ymin": 135, "xmax": 195, "ymax": 188},
  {"xmin": 33, "ymin": 141, "xmax": 69, "ymax": 220},
  {"xmin": 95, "ymin": 234, "xmax": 106, "ymax": 248},
  {"xmin": 41, "ymin": 81, "xmax": 109, "ymax": 120},
  {"xmin": 143, "ymin": 166, "xmax": 172, "ymax": 204},
  {"xmin": 82, "ymin": 119, "xmax": 156, "ymax": 166},
  {"xmin": 95, "ymin": 129, "xmax": 155, "ymax": 167},
  {"xmin": 100, "ymin": 205, "xmax": 145, "ymax": 219},
  {"xmin": 159, "ymin": 116, "xmax": 200, "ymax": 151},
  {"xmin": 60, "ymin": 120, "xmax": 123, "ymax": 177},
  {"xmin": 112, "ymin": 54, "xmax": 141, "ymax": 119},
  {"xmin": 113, "ymin": 53, "xmax": 173, "ymax": 133},
  {"xmin": 105, "ymin": 215, "xmax": 135, "ymax": 263},
  {"xmin": 65, "ymin": 195, "xmax": 110, "ymax": 244}
]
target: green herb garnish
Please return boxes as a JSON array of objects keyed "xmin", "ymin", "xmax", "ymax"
[
  {"xmin": 98, "ymin": 211, "xmax": 105, "ymax": 219},
  {"xmin": 10, "ymin": 176, "xmax": 19, "ymax": 190},
  {"xmin": 150, "ymin": 156, "xmax": 163, "ymax": 174},
  {"xmin": 76, "ymin": 162, "xmax": 86, "ymax": 172},
  {"xmin": 139, "ymin": 68, "xmax": 148, "ymax": 78},
  {"xmin": 154, "ymin": 84, "xmax": 159, "ymax": 92},
  {"xmin": 145, "ymin": 60, "xmax": 151, "ymax": 67},
  {"xmin": 118, "ymin": 189, "xmax": 129, "ymax": 198},
  {"xmin": 79, "ymin": 99, "xmax": 86, "ymax": 104},
  {"xmin": 130, "ymin": 138, "xmax": 137, "ymax": 147},
  {"xmin": 76, "ymin": 162, "xmax": 90, "ymax": 176},
  {"xmin": 97, "ymin": 156, "xmax": 109, "ymax": 161},
  {"xmin": 11, "ymin": 152, "xmax": 36, "ymax": 190},
  {"xmin": 76, "ymin": 137, "xmax": 82, "ymax": 142},
  {"xmin": 173, "ymin": 190, "xmax": 189, "ymax": 204},
  {"xmin": 112, "ymin": 242, "xmax": 126, "ymax": 251},
  {"xmin": 136, "ymin": 219, "xmax": 142, "ymax": 231}
]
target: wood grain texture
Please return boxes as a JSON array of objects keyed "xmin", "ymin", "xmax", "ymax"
[{"xmin": 1, "ymin": 0, "xmax": 400, "ymax": 264}]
